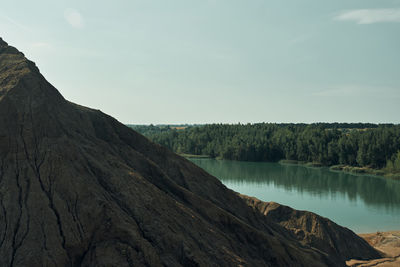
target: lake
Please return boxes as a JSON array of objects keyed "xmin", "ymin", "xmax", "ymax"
[{"xmin": 189, "ymin": 158, "xmax": 400, "ymax": 233}]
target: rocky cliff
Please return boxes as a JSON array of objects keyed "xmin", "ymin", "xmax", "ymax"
[
  {"xmin": 240, "ymin": 195, "xmax": 382, "ymax": 262},
  {"xmin": 0, "ymin": 37, "xmax": 380, "ymax": 266}
]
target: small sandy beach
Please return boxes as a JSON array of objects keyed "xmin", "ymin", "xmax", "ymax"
[{"xmin": 347, "ymin": 231, "xmax": 400, "ymax": 267}]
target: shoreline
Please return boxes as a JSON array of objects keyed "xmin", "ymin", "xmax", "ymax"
[
  {"xmin": 185, "ymin": 156, "xmax": 400, "ymax": 180},
  {"xmin": 179, "ymin": 153, "xmax": 211, "ymax": 158},
  {"xmin": 278, "ymin": 160, "xmax": 400, "ymax": 180}
]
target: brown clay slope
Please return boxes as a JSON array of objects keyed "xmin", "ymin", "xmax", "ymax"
[
  {"xmin": 0, "ymin": 37, "xmax": 378, "ymax": 266},
  {"xmin": 240, "ymin": 195, "xmax": 382, "ymax": 262},
  {"xmin": 347, "ymin": 231, "xmax": 400, "ymax": 267}
]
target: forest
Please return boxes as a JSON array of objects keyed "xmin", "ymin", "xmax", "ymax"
[{"xmin": 129, "ymin": 123, "xmax": 400, "ymax": 172}]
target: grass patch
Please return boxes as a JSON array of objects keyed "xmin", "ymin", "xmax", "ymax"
[
  {"xmin": 180, "ymin": 153, "xmax": 211, "ymax": 158},
  {"xmin": 278, "ymin": 159, "xmax": 301, "ymax": 165},
  {"xmin": 279, "ymin": 160, "xmax": 324, "ymax": 167},
  {"xmin": 305, "ymin": 162, "xmax": 324, "ymax": 167},
  {"xmin": 330, "ymin": 165, "xmax": 346, "ymax": 171},
  {"xmin": 330, "ymin": 165, "xmax": 400, "ymax": 180}
]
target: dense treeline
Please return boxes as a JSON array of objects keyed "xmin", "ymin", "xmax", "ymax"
[{"xmin": 129, "ymin": 123, "xmax": 400, "ymax": 170}]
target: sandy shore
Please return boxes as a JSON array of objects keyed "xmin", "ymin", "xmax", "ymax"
[{"xmin": 346, "ymin": 231, "xmax": 400, "ymax": 267}]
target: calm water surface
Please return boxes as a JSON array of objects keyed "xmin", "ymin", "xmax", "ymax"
[{"xmin": 189, "ymin": 158, "xmax": 400, "ymax": 233}]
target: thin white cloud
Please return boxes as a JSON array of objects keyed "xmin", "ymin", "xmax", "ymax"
[
  {"xmin": 31, "ymin": 42, "xmax": 52, "ymax": 49},
  {"xmin": 64, "ymin": 8, "xmax": 84, "ymax": 28},
  {"xmin": 313, "ymin": 85, "xmax": 400, "ymax": 98},
  {"xmin": 313, "ymin": 85, "xmax": 363, "ymax": 97},
  {"xmin": 335, "ymin": 8, "xmax": 400, "ymax": 24},
  {"xmin": 0, "ymin": 15, "xmax": 32, "ymax": 33}
]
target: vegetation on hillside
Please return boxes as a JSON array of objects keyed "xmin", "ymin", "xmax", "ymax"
[{"xmin": 129, "ymin": 123, "xmax": 400, "ymax": 174}]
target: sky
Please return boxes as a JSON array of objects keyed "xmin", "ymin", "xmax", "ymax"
[{"xmin": 1, "ymin": 0, "xmax": 399, "ymax": 124}]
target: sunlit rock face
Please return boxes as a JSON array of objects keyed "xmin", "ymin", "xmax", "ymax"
[
  {"xmin": 240, "ymin": 195, "xmax": 382, "ymax": 262},
  {"xmin": 0, "ymin": 38, "xmax": 379, "ymax": 266}
]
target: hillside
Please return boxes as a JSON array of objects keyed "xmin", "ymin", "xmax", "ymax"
[{"xmin": 0, "ymin": 37, "xmax": 381, "ymax": 266}]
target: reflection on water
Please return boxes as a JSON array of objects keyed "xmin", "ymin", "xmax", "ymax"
[{"xmin": 189, "ymin": 158, "xmax": 400, "ymax": 233}]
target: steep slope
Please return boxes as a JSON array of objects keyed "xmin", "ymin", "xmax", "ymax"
[
  {"xmin": 240, "ymin": 195, "xmax": 382, "ymax": 262},
  {"xmin": 0, "ymin": 37, "xmax": 379, "ymax": 266}
]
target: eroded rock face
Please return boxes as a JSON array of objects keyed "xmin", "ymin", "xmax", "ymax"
[
  {"xmin": 240, "ymin": 195, "xmax": 382, "ymax": 262},
  {"xmin": 0, "ymin": 38, "xmax": 379, "ymax": 266}
]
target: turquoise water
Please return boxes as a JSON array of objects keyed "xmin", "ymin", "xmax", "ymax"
[{"xmin": 189, "ymin": 158, "xmax": 400, "ymax": 233}]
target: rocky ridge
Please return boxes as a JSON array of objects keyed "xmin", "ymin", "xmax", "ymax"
[{"xmin": 240, "ymin": 195, "xmax": 382, "ymax": 262}]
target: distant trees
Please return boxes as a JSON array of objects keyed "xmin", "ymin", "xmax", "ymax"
[
  {"xmin": 130, "ymin": 123, "xmax": 400, "ymax": 169},
  {"xmin": 386, "ymin": 151, "xmax": 400, "ymax": 173}
]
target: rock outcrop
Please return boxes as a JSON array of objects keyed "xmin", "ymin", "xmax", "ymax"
[
  {"xmin": 0, "ymin": 37, "xmax": 380, "ymax": 266},
  {"xmin": 240, "ymin": 195, "xmax": 382, "ymax": 262},
  {"xmin": 347, "ymin": 231, "xmax": 400, "ymax": 266}
]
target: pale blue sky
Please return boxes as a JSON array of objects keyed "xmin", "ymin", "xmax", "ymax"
[{"xmin": 1, "ymin": 0, "xmax": 399, "ymax": 124}]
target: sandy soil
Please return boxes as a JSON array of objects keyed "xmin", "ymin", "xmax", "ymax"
[{"xmin": 346, "ymin": 231, "xmax": 400, "ymax": 267}]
